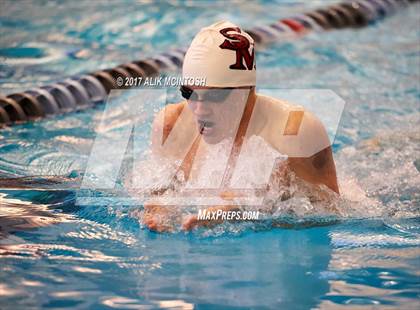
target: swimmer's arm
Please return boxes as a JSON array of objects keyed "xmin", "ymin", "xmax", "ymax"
[
  {"xmin": 274, "ymin": 109, "xmax": 339, "ymax": 194},
  {"xmin": 288, "ymin": 146, "xmax": 339, "ymax": 194},
  {"xmin": 131, "ymin": 103, "xmax": 184, "ymax": 233},
  {"xmin": 137, "ymin": 101, "xmax": 188, "ymax": 196},
  {"xmin": 288, "ymin": 111, "xmax": 339, "ymax": 193}
]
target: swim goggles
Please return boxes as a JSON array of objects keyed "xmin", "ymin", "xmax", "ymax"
[{"xmin": 180, "ymin": 85, "xmax": 249, "ymax": 103}]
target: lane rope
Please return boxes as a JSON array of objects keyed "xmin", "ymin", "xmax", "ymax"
[{"xmin": 0, "ymin": 0, "xmax": 417, "ymax": 127}]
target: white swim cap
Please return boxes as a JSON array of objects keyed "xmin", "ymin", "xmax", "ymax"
[{"xmin": 182, "ymin": 21, "xmax": 256, "ymax": 88}]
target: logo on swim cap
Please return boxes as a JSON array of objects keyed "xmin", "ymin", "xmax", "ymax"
[
  {"xmin": 219, "ymin": 27, "xmax": 255, "ymax": 71},
  {"xmin": 182, "ymin": 21, "xmax": 256, "ymax": 87}
]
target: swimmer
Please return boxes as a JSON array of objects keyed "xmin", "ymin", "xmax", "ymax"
[{"xmin": 141, "ymin": 21, "xmax": 339, "ymax": 232}]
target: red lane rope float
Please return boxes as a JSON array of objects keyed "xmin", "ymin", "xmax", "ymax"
[
  {"xmin": 280, "ymin": 19, "xmax": 306, "ymax": 33},
  {"xmin": 0, "ymin": 0, "xmax": 417, "ymax": 127}
]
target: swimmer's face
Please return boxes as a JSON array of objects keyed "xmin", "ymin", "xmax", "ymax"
[{"xmin": 183, "ymin": 86, "xmax": 251, "ymax": 144}]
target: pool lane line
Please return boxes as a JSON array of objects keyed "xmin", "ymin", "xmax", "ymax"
[{"xmin": 0, "ymin": 0, "xmax": 417, "ymax": 127}]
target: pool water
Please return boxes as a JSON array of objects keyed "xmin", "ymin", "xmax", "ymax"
[{"xmin": 1, "ymin": 0, "xmax": 419, "ymax": 309}]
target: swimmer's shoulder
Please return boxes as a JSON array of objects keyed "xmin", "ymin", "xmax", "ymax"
[
  {"xmin": 256, "ymin": 94, "xmax": 330, "ymax": 157},
  {"xmin": 157, "ymin": 101, "xmax": 187, "ymax": 122},
  {"xmin": 152, "ymin": 101, "xmax": 186, "ymax": 136},
  {"xmin": 255, "ymin": 93, "xmax": 302, "ymax": 134},
  {"xmin": 151, "ymin": 101, "xmax": 195, "ymax": 157}
]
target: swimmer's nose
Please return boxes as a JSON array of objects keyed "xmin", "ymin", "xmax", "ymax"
[{"xmin": 191, "ymin": 101, "xmax": 212, "ymax": 117}]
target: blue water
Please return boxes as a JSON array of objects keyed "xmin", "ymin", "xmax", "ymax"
[{"xmin": 1, "ymin": 0, "xmax": 419, "ymax": 309}]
